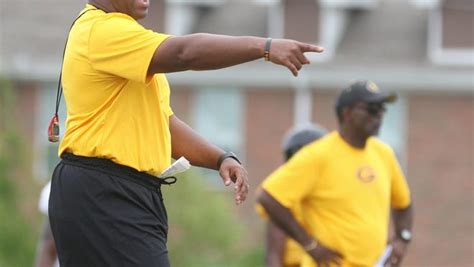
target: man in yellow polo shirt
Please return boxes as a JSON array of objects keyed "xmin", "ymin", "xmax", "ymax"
[
  {"xmin": 258, "ymin": 124, "xmax": 327, "ymax": 267},
  {"xmin": 257, "ymin": 80, "xmax": 414, "ymax": 267},
  {"xmin": 48, "ymin": 0, "xmax": 325, "ymax": 266}
]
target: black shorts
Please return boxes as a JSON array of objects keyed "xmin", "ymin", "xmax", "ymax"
[{"xmin": 49, "ymin": 153, "xmax": 172, "ymax": 267}]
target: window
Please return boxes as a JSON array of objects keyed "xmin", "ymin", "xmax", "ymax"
[
  {"xmin": 165, "ymin": 0, "xmax": 271, "ymax": 36},
  {"xmin": 282, "ymin": 0, "xmax": 371, "ymax": 62},
  {"xmin": 192, "ymin": 87, "xmax": 244, "ymax": 186},
  {"xmin": 422, "ymin": 0, "xmax": 474, "ymax": 65},
  {"xmin": 378, "ymin": 95, "xmax": 407, "ymax": 168},
  {"xmin": 164, "ymin": 0, "xmax": 227, "ymax": 35}
]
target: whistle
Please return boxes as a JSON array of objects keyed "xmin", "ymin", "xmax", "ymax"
[{"xmin": 48, "ymin": 115, "xmax": 60, "ymax": 142}]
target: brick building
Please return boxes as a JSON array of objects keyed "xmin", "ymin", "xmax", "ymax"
[{"xmin": 1, "ymin": 0, "xmax": 473, "ymax": 265}]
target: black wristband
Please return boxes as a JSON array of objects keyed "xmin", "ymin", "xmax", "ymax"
[{"xmin": 217, "ymin": 152, "xmax": 241, "ymax": 169}]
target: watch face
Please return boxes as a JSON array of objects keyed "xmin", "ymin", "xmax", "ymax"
[{"xmin": 401, "ymin": 229, "xmax": 412, "ymax": 241}]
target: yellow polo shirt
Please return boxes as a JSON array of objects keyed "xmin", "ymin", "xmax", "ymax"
[
  {"xmin": 262, "ymin": 131, "xmax": 411, "ymax": 267},
  {"xmin": 59, "ymin": 5, "xmax": 173, "ymax": 175}
]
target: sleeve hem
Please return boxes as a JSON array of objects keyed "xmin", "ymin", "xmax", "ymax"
[{"xmin": 141, "ymin": 34, "xmax": 172, "ymax": 83}]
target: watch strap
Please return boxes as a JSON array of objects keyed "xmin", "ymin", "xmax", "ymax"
[{"xmin": 217, "ymin": 152, "xmax": 241, "ymax": 169}]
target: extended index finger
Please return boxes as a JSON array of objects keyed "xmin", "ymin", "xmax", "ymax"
[{"xmin": 300, "ymin": 43, "xmax": 325, "ymax": 53}]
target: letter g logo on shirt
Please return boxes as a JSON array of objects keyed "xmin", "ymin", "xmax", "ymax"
[{"xmin": 356, "ymin": 166, "xmax": 376, "ymax": 183}]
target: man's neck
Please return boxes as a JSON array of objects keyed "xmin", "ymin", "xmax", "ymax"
[
  {"xmin": 88, "ymin": 0, "xmax": 112, "ymax": 13},
  {"xmin": 338, "ymin": 126, "xmax": 368, "ymax": 149}
]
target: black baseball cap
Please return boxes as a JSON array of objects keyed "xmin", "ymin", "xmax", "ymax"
[
  {"xmin": 282, "ymin": 123, "xmax": 327, "ymax": 160},
  {"xmin": 335, "ymin": 80, "xmax": 397, "ymax": 110}
]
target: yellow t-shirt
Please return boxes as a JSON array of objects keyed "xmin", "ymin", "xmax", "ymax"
[
  {"xmin": 262, "ymin": 131, "xmax": 411, "ymax": 267},
  {"xmin": 59, "ymin": 5, "xmax": 173, "ymax": 175}
]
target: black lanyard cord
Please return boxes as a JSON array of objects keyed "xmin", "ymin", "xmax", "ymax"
[
  {"xmin": 48, "ymin": 7, "xmax": 98, "ymax": 142},
  {"xmin": 54, "ymin": 8, "xmax": 97, "ymax": 116}
]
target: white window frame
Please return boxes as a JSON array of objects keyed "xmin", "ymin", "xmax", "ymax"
[
  {"xmin": 165, "ymin": 0, "xmax": 279, "ymax": 36},
  {"xmin": 427, "ymin": 7, "xmax": 474, "ymax": 66},
  {"xmin": 291, "ymin": 74, "xmax": 312, "ymax": 126},
  {"xmin": 378, "ymin": 94, "xmax": 408, "ymax": 169},
  {"xmin": 164, "ymin": 0, "xmax": 225, "ymax": 35},
  {"xmin": 413, "ymin": 0, "xmax": 474, "ymax": 66},
  {"xmin": 191, "ymin": 87, "xmax": 245, "ymax": 186},
  {"xmin": 271, "ymin": 0, "xmax": 373, "ymax": 63},
  {"xmin": 319, "ymin": 0, "xmax": 379, "ymax": 10}
]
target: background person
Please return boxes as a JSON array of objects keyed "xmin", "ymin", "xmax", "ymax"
[
  {"xmin": 257, "ymin": 80, "xmax": 413, "ymax": 267},
  {"xmin": 33, "ymin": 182, "xmax": 58, "ymax": 267},
  {"xmin": 259, "ymin": 123, "xmax": 327, "ymax": 267},
  {"xmin": 48, "ymin": 1, "xmax": 325, "ymax": 266}
]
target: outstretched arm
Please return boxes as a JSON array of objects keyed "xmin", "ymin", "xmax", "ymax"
[
  {"xmin": 257, "ymin": 189, "xmax": 342, "ymax": 265},
  {"xmin": 148, "ymin": 34, "xmax": 324, "ymax": 77},
  {"xmin": 169, "ymin": 115, "xmax": 248, "ymax": 205}
]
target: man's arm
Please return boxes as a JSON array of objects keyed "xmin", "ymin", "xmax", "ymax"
[
  {"xmin": 265, "ymin": 221, "xmax": 286, "ymax": 267},
  {"xmin": 386, "ymin": 204, "xmax": 413, "ymax": 267},
  {"xmin": 169, "ymin": 115, "xmax": 248, "ymax": 205},
  {"xmin": 148, "ymin": 34, "xmax": 324, "ymax": 77},
  {"xmin": 257, "ymin": 189, "xmax": 342, "ymax": 265},
  {"xmin": 393, "ymin": 204, "xmax": 413, "ymax": 237}
]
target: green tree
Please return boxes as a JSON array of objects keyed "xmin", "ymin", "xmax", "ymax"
[
  {"xmin": 0, "ymin": 78, "xmax": 37, "ymax": 267},
  {"xmin": 163, "ymin": 171, "xmax": 263, "ymax": 267}
]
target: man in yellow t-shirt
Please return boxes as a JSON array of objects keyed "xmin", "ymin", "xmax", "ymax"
[
  {"xmin": 48, "ymin": 0, "xmax": 325, "ymax": 266},
  {"xmin": 257, "ymin": 80, "xmax": 414, "ymax": 267},
  {"xmin": 258, "ymin": 124, "xmax": 327, "ymax": 267}
]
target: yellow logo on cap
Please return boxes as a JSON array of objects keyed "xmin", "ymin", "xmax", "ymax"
[{"xmin": 367, "ymin": 81, "xmax": 379, "ymax": 93}]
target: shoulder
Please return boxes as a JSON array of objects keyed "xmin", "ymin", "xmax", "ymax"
[
  {"xmin": 88, "ymin": 13, "xmax": 163, "ymax": 48},
  {"xmin": 290, "ymin": 132, "xmax": 337, "ymax": 163},
  {"xmin": 73, "ymin": 11, "xmax": 147, "ymax": 48},
  {"xmin": 368, "ymin": 137, "xmax": 396, "ymax": 158},
  {"xmin": 305, "ymin": 131, "xmax": 338, "ymax": 152},
  {"xmin": 93, "ymin": 13, "xmax": 144, "ymax": 31}
]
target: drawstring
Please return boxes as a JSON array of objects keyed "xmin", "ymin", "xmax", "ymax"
[
  {"xmin": 155, "ymin": 176, "xmax": 177, "ymax": 193},
  {"xmin": 159, "ymin": 176, "xmax": 177, "ymax": 185}
]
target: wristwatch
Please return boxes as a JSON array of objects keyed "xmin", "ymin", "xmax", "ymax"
[
  {"xmin": 303, "ymin": 239, "xmax": 318, "ymax": 252},
  {"xmin": 398, "ymin": 229, "xmax": 412, "ymax": 243},
  {"xmin": 217, "ymin": 151, "xmax": 241, "ymax": 169}
]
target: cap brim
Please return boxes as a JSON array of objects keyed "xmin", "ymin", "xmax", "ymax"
[{"xmin": 367, "ymin": 92, "xmax": 398, "ymax": 103}]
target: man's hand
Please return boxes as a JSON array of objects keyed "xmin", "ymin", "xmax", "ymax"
[
  {"xmin": 268, "ymin": 39, "xmax": 324, "ymax": 77},
  {"xmin": 384, "ymin": 239, "xmax": 408, "ymax": 267},
  {"xmin": 219, "ymin": 158, "xmax": 249, "ymax": 205},
  {"xmin": 307, "ymin": 242, "xmax": 343, "ymax": 267}
]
